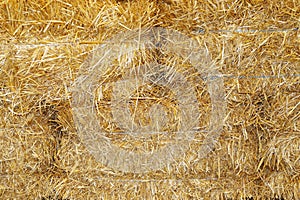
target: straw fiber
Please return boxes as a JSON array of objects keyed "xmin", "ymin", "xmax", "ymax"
[{"xmin": 0, "ymin": 0, "xmax": 299, "ymax": 199}]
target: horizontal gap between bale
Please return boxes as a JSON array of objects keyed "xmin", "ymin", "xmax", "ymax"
[
  {"xmin": 0, "ymin": 174, "xmax": 218, "ymax": 182},
  {"xmin": 0, "ymin": 27, "xmax": 298, "ymax": 47},
  {"xmin": 206, "ymin": 74, "xmax": 300, "ymax": 81}
]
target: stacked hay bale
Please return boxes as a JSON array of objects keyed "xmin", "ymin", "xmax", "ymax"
[{"xmin": 0, "ymin": 0, "xmax": 299, "ymax": 199}]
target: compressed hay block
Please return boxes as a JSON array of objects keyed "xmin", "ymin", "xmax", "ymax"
[{"xmin": 0, "ymin": 0, "xmax": 299, "ymax": 199}]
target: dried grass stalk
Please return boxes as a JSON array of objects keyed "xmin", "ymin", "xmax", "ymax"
[{"xmin": 0, "ymin": 0, "xmax": 299, "ymax": 199}]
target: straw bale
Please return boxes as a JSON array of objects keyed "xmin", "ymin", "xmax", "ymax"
[{"xmin": 0, "ymin": 0, "xmax": 299, "ymax": 199}]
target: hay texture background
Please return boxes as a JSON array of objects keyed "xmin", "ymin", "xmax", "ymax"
[{"xmin": 0, "ymin": 0, "xmax": 300, "ymax": 199}]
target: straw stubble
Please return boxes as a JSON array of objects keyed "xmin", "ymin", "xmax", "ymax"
[{"xmin": 0, "ymin": 0, "xmax": 299, "ymax": 199}]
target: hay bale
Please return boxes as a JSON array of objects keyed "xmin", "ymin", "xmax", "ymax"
[{"xmin": 0, "ymin": 0, "xmax": 299, "ymax": 199}]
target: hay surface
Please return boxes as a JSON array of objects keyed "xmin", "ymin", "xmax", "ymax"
[{"xmin": 0, "ymin": 0, "xmax": 299, "ymax": 199}]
